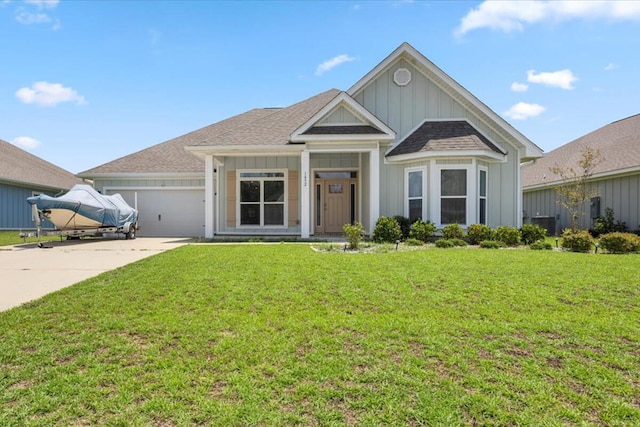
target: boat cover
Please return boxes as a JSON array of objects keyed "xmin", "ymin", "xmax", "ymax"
[{"xmin": 27, "ymin": 184, "xmax": 138, "ymax": 229}]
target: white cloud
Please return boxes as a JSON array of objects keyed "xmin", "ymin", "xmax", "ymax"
[
  {"xmin": 511, "ymin": 82, "xmax": 529, "ymax": 92},
  {"xmin": 24, "ymin": 0, "xmax": 59, "ymax": 9},
  {"xmin": 15, "ymin": 81, "xmax": 86, "ymax": 106},
  {"xmin": 604, "ymin": 62, "xmax": 619, "ymax": 71},
  {"xmin": 315, "ymin": 54, "xmax": 356, "ymax": 76},
  {"xmin": 503, "ymin": 102, "xmax": 545, "ymax": 120},
  {"xmin": 15, "ymin": 10, "xmax": 50, "ymax": 24},
  {"xmin": 11, "ymin": 136, "xmax": 41, "ymax": 149},
  {"xmin": 14, "ymin": 0, "xmax": 60, "ymax": 28},
  {"xmin": 527, "ymin": 69, "xmax": 578, "ymax": 90},
  {"xmin": 456, "ymin": 1, "xmax": 640, "ymax": 36}
]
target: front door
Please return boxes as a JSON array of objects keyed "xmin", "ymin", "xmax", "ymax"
[{"xmin": 314, "ymin": 172, "xmax": 357, "ymax": 234}]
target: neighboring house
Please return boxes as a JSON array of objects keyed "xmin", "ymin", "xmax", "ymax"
[
  {"xmin": 0, "ymin": 138, "xmax": 84, "ymax": 230},
  {"xmin": 523, "ymin": 114, "xmax": 640, "ymax": 234},
  {"xmin": 79, "ymin": 42, "xmax": 543, "ymax": 238}
]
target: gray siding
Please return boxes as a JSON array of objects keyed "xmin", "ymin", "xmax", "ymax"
[
  {"xmin": 523, "ymin": 173, "xmax": 640, "ymax": 232},
  {"xmin": 0, "ymin": 183, "xmax": 56, "ymax": 229}
]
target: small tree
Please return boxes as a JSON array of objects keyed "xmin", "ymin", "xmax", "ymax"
[{"xmin": 550, "ymin": 146, "xmax": 604, "ymax": 231}]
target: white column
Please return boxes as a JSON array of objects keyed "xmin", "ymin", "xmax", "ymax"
[
  {"xmin": 204, "ymin": 155, "xmax": 214, "ymax": 238},
  {"xmin": 300, "ymin": 150, "xmax": 310, "ymax": 238},
  {"xmin": 369, "ymin": 145, "xmax": 380, "ymax": 234}
]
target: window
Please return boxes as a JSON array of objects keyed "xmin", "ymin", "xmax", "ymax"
[
  {"xmin": 238, "ymin": 171, "xmax": 286, "ymax": 227},
  {"xmin": 440, "ymin": 169, "xmax": 467, "ymax": 224},
  {"xmin": 405, "ymin": 168, "xmax": 425, "ymax": 223},
  {"xmin": 479, "ymin": 168, "xmax": 487, "ymax": 225}
]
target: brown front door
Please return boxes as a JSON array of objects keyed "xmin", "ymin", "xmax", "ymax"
[{"xmin": 315, "ymin": 174, "xmax": 357, "ymax": 234}]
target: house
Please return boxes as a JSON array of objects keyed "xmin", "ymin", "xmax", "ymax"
[
  {"xmin": 79, "ymin": 42, "xmax": 543, "ymax": 238},
  {"xmin": 523, "ymin": 114, "xmax": 640, "ymax": 234},
  {"xmin": 0, "ymin": 138, "xmax": 84, "ymax": 230}
]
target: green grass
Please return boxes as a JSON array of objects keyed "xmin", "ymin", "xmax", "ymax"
[
  {"xmin": 1, "ymin": 245, "xmax": 639, "ymax": 426},
  {"xmin": 0, "ymin": 231, "xmax": 61, "ymax": 247}
]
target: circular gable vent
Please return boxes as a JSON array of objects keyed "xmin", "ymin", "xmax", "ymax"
[{"xmin": 393, "ymin": 68, "xmax": 411, "ymax": 86}]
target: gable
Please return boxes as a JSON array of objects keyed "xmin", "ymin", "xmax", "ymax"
[{"xmin": 348, "ymin": 42, "xmax": 543, "ymax": 162}]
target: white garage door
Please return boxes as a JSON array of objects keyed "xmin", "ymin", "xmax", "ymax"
[{"xmin": 108, "ymin": 189, "xmax": 205, "ymax": 237}]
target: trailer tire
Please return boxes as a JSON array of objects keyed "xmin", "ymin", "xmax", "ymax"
[{"xmin": 126, "ymin": 224, "xmax": 136, "ymax": 240}]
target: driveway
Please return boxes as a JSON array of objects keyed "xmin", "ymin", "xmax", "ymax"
[{"xmin": 0, "ymin": 237, "xmax": 190, "ymax": 312}]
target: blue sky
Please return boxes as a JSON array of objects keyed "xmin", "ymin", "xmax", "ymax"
[{"xmin": 2, "ymin": 0, "xmax": 639, "ymax": 173}]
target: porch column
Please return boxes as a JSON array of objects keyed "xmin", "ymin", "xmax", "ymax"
[
  {"xmin": 369, "ymin": 145, "xmax": 380, "ymax": 234},
  {"xmin": 204, "ymin": 155, "xmax": 214, "ymax": 238},
  {"xmin": 300, "ymin": 150, "xmax": 310, "ymax": 238}
]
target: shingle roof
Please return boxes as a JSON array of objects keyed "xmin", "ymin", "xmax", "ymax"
[
  {"xmin": 0, "ymin": 139, "xmax": 83, "ymax": 190},
  {"xmin": 386, "ymin": 120, "xmax": 505, "ymax": 157},
  {"xmin": 190, "ymin": 89, "xmax": 341, "ymax": 147},
  {"xmin": 303, "ymin": 125, "xmax": 384, "ymax": 135},
  {"xmin": 79, "ymin": 108, "xmax": 278, "ymax": 175},
  {"xmin": 523, "ymin": 114, "xmax": 640, "ymax": 188}
]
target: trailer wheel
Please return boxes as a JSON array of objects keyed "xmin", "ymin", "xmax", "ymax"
[{"xmin": 126, "ymin": 224, "xmax": 136, "ymax": 240}]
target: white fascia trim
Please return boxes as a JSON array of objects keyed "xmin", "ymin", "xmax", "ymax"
[
  {"xmin": 306, "ymin": 142, "xmax": 385, "ymax": 153},
  {"xmin": 80, "ymin": 172, "xmax": 204, "ymax": 180},
  {"xmin": 523, "ymin": 165, "xmax": 640, "ymax": 192},
  {"xmin": 186, "ymin": 145, "xmax": 304, "ymax": 157},
  {"xmin": 385, "ymin": 150, "xmax": 506, "ymax": 164},
  {"xmin": 0, "ymin": 178, "xmax": 78, "ymax": 192},
  {"xmin": 347, "ymin": 42, "xmax": 543, "ymax": 159},
  {"xmin": 294, "ymin": 134, "xmax": 395, "ymax": 144},
  {"xmin": 290, "ymin": 92, "xmax": 395, "ymax": 142}
]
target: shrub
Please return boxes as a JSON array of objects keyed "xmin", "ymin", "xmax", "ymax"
[
  {"xmin": 372, "ymin": 216, "xmax": 402, "ymax": 243},
  {"xmin": 343, "ymin": 222, "xmax": 364, "ymax": 250},
  {"xmin": 598, "ymin": 232, "xmax": 640, "ymax": 254},
  {"xmin": 404, "ymin": 238, "xmax": 424, "ymax": 246},
  {"xmin": 530, "ymin": 241, "xmax": 553, "ymax": 250},
  {"xmin": 393, "ymin": 216, "xmax": 412, "ymax": 240},
  {"xmin": 480, "ymin": 240, "xmax": 505, "ymax": 249},
  {"xmin": 593, "ymin": 207, "xmax": 628, "ymax": 236},
  {"xmin": 561, "ymin": 229, "xmax": 594, "ymax": 253},
  {"xmin": 435, "ymin": 239, "xmax": 455, "ymax": 248},
  {"xmin": 467, "ymin": 224, "xmax": 494, "ymax": 245},
  {"xmin": 450, "ymin": 238, "xmax": 468, "ymax": 247},
  {"xmin": 495, "ymin": 226, "xmax": 521, "ymax": 246},
  {"xmin": 442, "ymin": 223, "xmax": 465, "ymax": 240},
  {"xmin": 520, "ymin": 223, "xmax": 547, "ymax": 245},
  {"xmin": 409, "ymin": 219, "xmax": 437, "ymax": 242}
]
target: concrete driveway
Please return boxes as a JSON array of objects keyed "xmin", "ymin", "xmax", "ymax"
[{"xmin": 0, "ymin": 237, "xmax": 190, "ymax": 312}]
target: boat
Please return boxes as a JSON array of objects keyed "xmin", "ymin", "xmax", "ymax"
[{"xmin": 27, "ymin": 184, "xmax": 138, "ymax": 239}]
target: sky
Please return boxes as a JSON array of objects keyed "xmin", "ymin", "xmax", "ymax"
[{"xmin": 1, "ymin": 0, "xmax": 639, "ymax": 174}]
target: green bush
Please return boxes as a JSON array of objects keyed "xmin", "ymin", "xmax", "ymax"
[
  {"xmin": 435, "ymin": 239, "xmax": 455, "ymax": 248},
  {"xmin": 598, "ymin": 232, "xmax": 640, "ymax": 254},
  {"xmin": 467, "ymin": 224, "xmax": 494, "ymax": 245},
  {"xmin": 343, "ymin": 222, "xmax": 364, "ymax": 249},
  {"xmin": 442, "ymin": 223, "xmax": 465, "ymax": 240},
  {"xmin": 404, "ymin": 238, "xmax": 424, "ymax": 246},
  {"xmin": 593, "ymin": 207, "xmax": 628, "ymax": 235},
  {"xmin": 561, "ymin": 229, "xmax": 594, "ymax": 253},
  {"xmin": 409, "ymin": 219, "xmax": 437, "ymax": 242},
  {"xmin": 520, "ymin": 223, "xmax": 547, "ymax": 245},
  {"xmin": 530, "ymin": 241, "xmax": 553, "ymax": 250},
  {"xmin": 450, "ymin": 238, "xmax": 467, "ymax": 247},
  {"xmin": 393, "ymin": 216, "xmax": 412, "ymax": 240},
  {"xmin": 372, "ymin": 216, "xmax": 402, "ymax": 243},
  {"xmin": 495, "ymin": 226, "xmax": 521, "ymax": 246},
  {"xmin": 480, "ymin": 240, "xmax": 505, "ymax": 249}
]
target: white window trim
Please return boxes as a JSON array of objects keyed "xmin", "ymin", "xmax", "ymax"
[
  {"xmin": 478, "ymin": 166, "xmax": 488, "ymax": 225},
  {"xmin": 236, "ymin": 169, "xmax": 288, "ymax": 228},
  {"xmin": 433, "ymin": 164, "xmax": 476, "ymax": 228},
  {"xmin": 404, "ymin": 166, "xmax": 427, "ymax": 222}
]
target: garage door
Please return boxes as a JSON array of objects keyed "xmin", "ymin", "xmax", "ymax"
[{"xmin": 108, "ymin": 189, "xmax": 205, "ymax": 237}]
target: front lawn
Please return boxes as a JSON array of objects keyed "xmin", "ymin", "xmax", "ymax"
[
  {"xmin": 0, "ymin": 231, "xmax": 61, "ymax": 247},
  {"xmin": 1, "ymin": 245, "xmax": 639, "ymax": 425}
]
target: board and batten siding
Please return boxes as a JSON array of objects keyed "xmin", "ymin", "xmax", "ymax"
[
  {"xmin": 0, "ymin": 183, "xmax": 57, "ymax": 229},
  {"xmin": 524, "ymin": 173, "xmax": 640, "ymax": 232}
]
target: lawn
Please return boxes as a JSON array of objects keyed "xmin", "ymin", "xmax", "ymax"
[
  {"xmin": 0, "ymin": 231, "xmax": 61, "ymax": 247},
  {"xmin": 1, "ymin": 244, "xmax": 639, "ymax": 426}
]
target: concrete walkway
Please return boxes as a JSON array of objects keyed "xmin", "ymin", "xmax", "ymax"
[{"xmin": 0, "ymin": 237, "xmax": 190, "ymax": 312}]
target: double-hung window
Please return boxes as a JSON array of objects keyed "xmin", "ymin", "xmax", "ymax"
[
  {"xmin": 405, "ymin": 168, "xmax": 425, "ymax": 223},
  {"xmin": 440, "ymin": 168, "xmax": 467, "ymax": 225},
  {"xmin": 478, "ymin": 168, "xmax": 487, "ymax": 225},
  {"xmin": 238, "ymin": 171, "xmax": 286, "ymax": 227}
]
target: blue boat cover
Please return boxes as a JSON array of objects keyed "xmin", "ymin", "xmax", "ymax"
[{"xmin": 27, "ymin": 184, "xmax": 138, "ymax": 229}]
